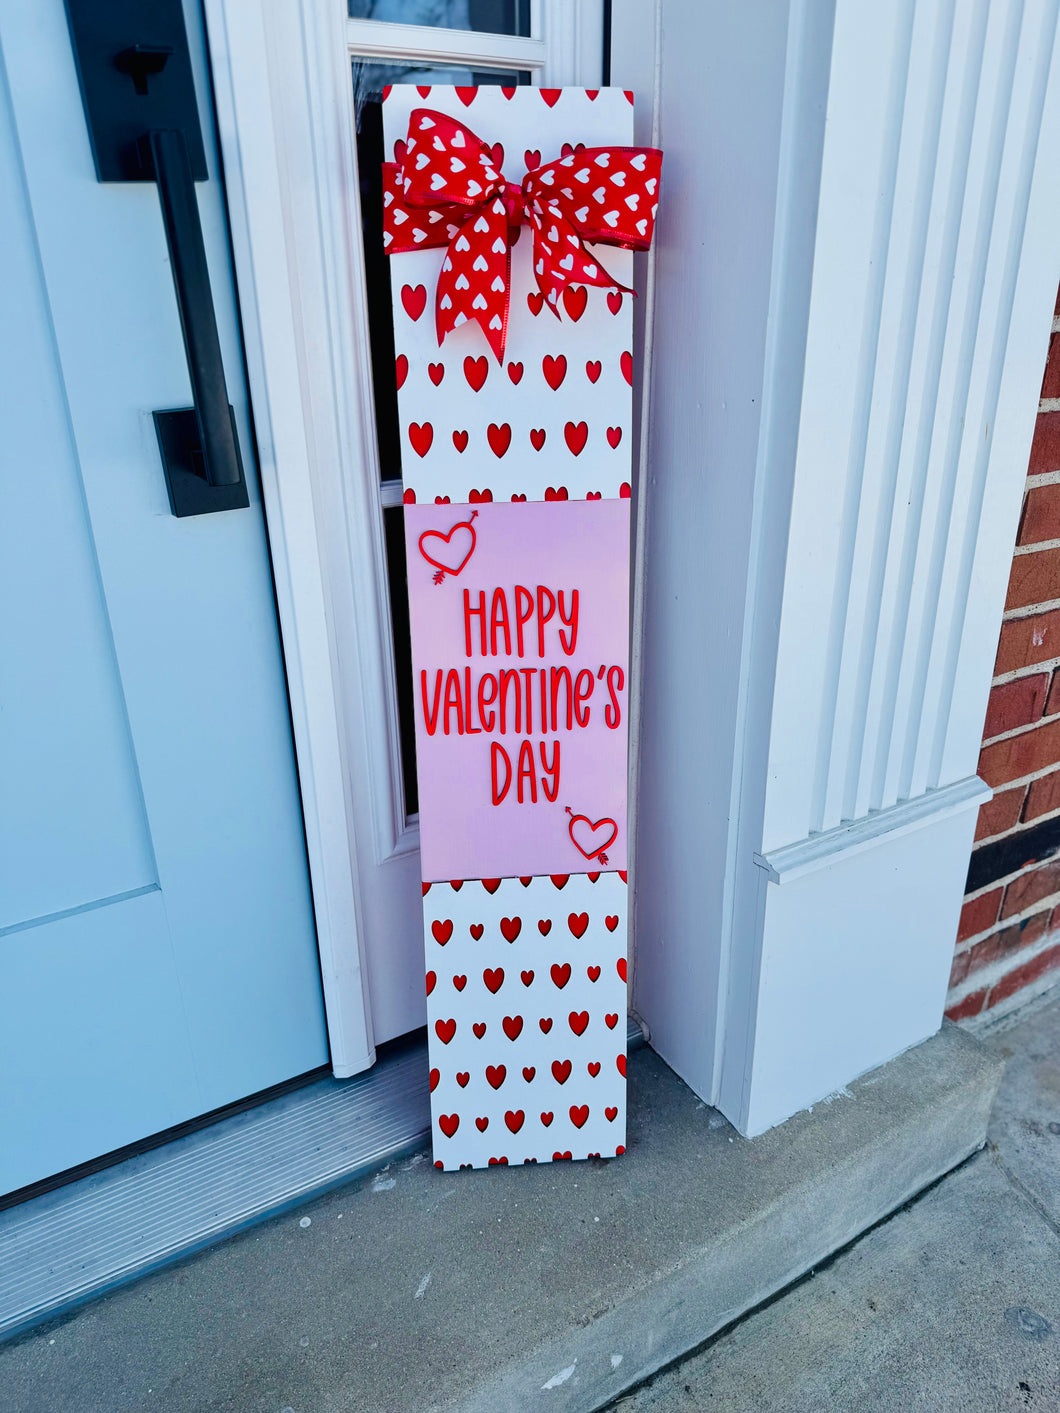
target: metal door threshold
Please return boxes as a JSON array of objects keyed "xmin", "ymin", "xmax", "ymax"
[{"xmin": 0, "ymin": 1019, "xmax": 645, "ymax": 1343}]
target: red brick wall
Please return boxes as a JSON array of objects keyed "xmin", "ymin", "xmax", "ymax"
[{"xmin": 947, "ymin": 284, "xmax": 1060, "ymax": 1023}]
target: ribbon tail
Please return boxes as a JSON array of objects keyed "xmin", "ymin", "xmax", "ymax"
[{"xmin": 435, "ymin": 200, "xmax": 512, "ymax": 363}]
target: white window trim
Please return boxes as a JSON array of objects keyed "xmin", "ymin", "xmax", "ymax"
[{"xmin": 204, "ymin": 0, "xmax": 603, "ymax": 1071}]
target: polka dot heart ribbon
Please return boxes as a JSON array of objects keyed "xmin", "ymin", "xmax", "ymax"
[{"xmin": 383, "ymin": 107, "xmax": 662, "ymax": 362}]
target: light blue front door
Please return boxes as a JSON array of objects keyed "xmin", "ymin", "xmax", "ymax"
[{"xmin": 0, "ymin": 1, "xmax": 329, "ymax": 1195}]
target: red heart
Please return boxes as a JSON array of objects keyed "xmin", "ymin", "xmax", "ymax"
[
  {"xmin": 568, "ymin": 912, "xmax": 589, "ymax": 938},
  {"xmin": 567, "ymin": 812, "xmax": 618, "ymax": 862},
  {"xmin": 607, "ymin": 426, "xmax": 623, "ymax": 448},
  {"xmin": 537, "ymin": 919, "xmax": 552, "ymax": 936},
  {"xmin": 426, "ymin": 971, "xmax": 436, "ymax": 996},
  {"xmin": 456, "ymin": 86, "xmax": 477, "ymax": 106},
  {"xmin": 486, "ymin": 1064, "xmax": 506, "ymax": 1090},
  {"xmin": 435, "ymin": 1018, "xmax": 456, "ymax": 1044},
  {"xmin": 523, "ymin": 1066, "xmax": 536, "ymax": 1081},
  {"xmin": 587, "ymin": 966, "xmax": 601, "ymax": 983},
  {"xmin": 524, "ymin": 148, "xmax": 541, "ymax": 169},
  {"xmin": 607, "ymin": 290, "xmax": 623, "ymax": 315},
  {"xmin": 530, "ymin": 429, "xmax": 546, "ymax": 451},
  {"xmin": 438, "ymin": 1113, "xmax": 459, "ymax": 1137},
  {"xmin": 587, "ymin": 873, "xmax": 600, "ymax": 883},
  {"xmin": 450, "ymin": 881, "xmax": 464, "ymax": 890},
  {"xmin": 527, "ymin": 291, "xmax": 544, "ymax": 316},
  {"xmin": 429, "ymin": 1067, "xmax": 439, "ymax": 1092},
  {"xmin": 552, "ymin": 1059, "xmax": 572, "ymax": 1084},
  {"xmin": 586, "ymin": 360, "xmax": 601, "ymax": 383},
  {"xmin": 545, "ymin": 486, "xmax": 568, "ymax": 500},
  {"xmin": 453, "ymin": 974, "xmax": 466, "ymax": 991},
  {"xmin": 541, "ymin": 1111, "xmax": 554, "ymax": 1126},
  {"xmin": 553, "ymin": 1151, "xmax": 572, "ymax": 1161},
  {"xmin": 401, "ymin": 284, "xmax": 427, "ymax": 320},
  {"xmin": 432, "ymin": 919, "xmax": 453, "ymax": 946},
  {"xmin": 483, "ymin": 967, "xmax": 504, "ymax": 994},
  {"xmin": 428, "ymin": 362, "xmax": 444, "ymax": 386},
  {"xmin": 550, "ymin": 962, "xmax": 571, "ymax": 989},
  {"xmin": 502, "ymin": 1015, "xmax": 523, "ymax": 1041},
  {"xmin": 586, "ymin": 89, "xmax": 599, "ymax": 101},
  {"xmin": 543, "ymin": 354, "xmax": 567, "ymax": 390},
  {"xmin": 562, "ymin": 285, "xmax": 588, "ymax": 321},
  {"xmin": 482, "ymin": 879, "xmax": 502, "ymax": 894},
  {"xmin": 500, "ymin": 916, "xmax": 522, "ymax": 942},
  {"xmin": 416, "ymin": 85, "xmax": 431, "ymax": 98},
  {"xmin": 586, "ymin": 492, "xmax": 602, "ymax": 500},
  {"xmin": 617, "ymin": 958, "xmax": 627, "ymax": 982},
  {"xmin": 569, "ymin": 1104, "xmax": 589, "ymax": 1128},
  {"xmin": 551, "ymin": 875, "xmax": 569, "ymax": 889},
  {"xmin": 418, "ymin": 516, "xmax": 476, "ymax": 577},
  {"xmin": 605, "ymin": 915, "xmax": 619, "ymax": 932},
  {"xmin": 620, "ymin": 482, "xmax": 631, "ymax": 498},
  {"xmin": 421, "ymin": 882, "xmax": 432, "ymax": 896},
  {"xmin": 539, "ymin": 1017, "xmax": 553, "ymax": 1034},
  {"xmin": 520, "ymin": 970, "xmax": 534, "ymax": 986},
  {"xmin": 540, "ymin": 88, "xmax": 561, "ymax": 107},
  {"xmin": 617, "ymin": 1054, "xmax": 626, "ymax": 1076},
  {"xmin": 452, "ymin": 430, "xmax": 468, "ymax": 453},
  {"xmin": 502, "ymin": 86, "xmax": 516, "ymax": 99},
  {"xmin": 605, "ymin": 1013, "xmax": 618, "ymax": 1029},
  {"xmin": 588, "ymin": 1061, "xmax": 601, "ymax": 1077},
  {"xmin": 569, "ymin": 1010, "xmax": 589, "ymax": 1036},
  {"xmin": 464, "ymin": 355, "xmax": 488, "ymax": 392},
  {"xmin": 564, "ymin": 421, "xmax": 588, "ymax": 456},
  {"xmin": 456, "ymin": 1071, "xmax": 470, "ymax": 1087},
  {"xmin": 511, "ymin": 493, "xmax": 527, "ymax": 501},
  {"xmin": 504, "ymin": 1110, "xmax": 524, "ymax": 1133},
  {"xmin": 487, "ymin": 423, "xmax": 512, "ymax": 458},
  {"xmin": 475, "ymin": 1116, "xmax": 489, "ymax": 1132},
  {"xmin": 490, "ymin": 141, "xmax": 504, "ymax": 168},
  {"xmin": 403, "ymin": 488, "xmax": 416, "ymax": 504},
  {"xmin": 469, "ymin": 488, "xmax": 493, "ymax": 502},
  {"xmin": 395, "ymin": 354, "xmax": 408, "ymax": 389},
  {"xmin": 469, "ymin": 923, "xmax": 484, "ymax": 940},
  {"xmin": 488, "ymin": 1156, "xmax": 508, "ymax": 1165},
  {"xmin": 473, "ymin": 1022, "xmax": 486, "ymax": 1038},
  {"xmin": 408, "ymin": 422, "xmax": 433, "ymax": 458},
  {"xmin": 435, "ymin": 495, "xmax": 451, "ymax": 503},
  {"xmin": 620, "ymin": 351, "xmax": 633, "ymax": 386},
  {"xmin": 507, "ymin": 362, "xmax": 524, "ymax": 384},
  {"xmin": 606, "ymin": 1106, "xmax": 618, "ymax": 1122}
]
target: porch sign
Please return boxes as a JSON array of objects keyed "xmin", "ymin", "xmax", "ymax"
[{"xmin": 382, "ymin": 86, "xmax": 661, "ymax": 1169}]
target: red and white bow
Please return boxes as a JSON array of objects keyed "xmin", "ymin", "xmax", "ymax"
[{"xmin": 383, "ymin": 107, "xmax": 662, "ymax": 362}]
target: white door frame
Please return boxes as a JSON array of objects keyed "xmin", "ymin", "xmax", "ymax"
[{"xmin": 203, "ymin": 1, "xmax": 604, "ymax": 1074}]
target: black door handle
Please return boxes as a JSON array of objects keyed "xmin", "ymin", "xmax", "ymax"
[
  {"xmin": 65, "ymin": 0, "xmax": 249, "ymax": 516},
  {"xmin": 145, "ymin": 128, "xmax": 243, "ymax": 491}
]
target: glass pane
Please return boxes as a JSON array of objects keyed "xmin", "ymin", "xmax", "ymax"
[
  {"xmin": 349, "ymin": 0, "xmax": 531, "ymax": 37},
  {"xmin": 353, "ymin": 61, "xmax": 529, "ymax": 484}
]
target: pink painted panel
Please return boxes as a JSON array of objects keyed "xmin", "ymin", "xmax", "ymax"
[{"xmin": 406, "ymin": 499, "xmax": 629, "ymax": 882}]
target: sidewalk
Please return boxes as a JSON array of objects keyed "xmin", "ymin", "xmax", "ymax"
[
  {"xmin": 0, "ymin": 995, "xmax": 1054, "ymax": 1412},
  {"xmin": 611, "ymin": 995, "xmax": 1060, "ymax": 1413}
]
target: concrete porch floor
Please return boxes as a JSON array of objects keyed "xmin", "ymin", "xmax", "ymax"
[{"xmin": 3, "ymin": 995, "xmax": 1055, "ymax": 1412}]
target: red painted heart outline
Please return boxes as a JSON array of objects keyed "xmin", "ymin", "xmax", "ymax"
[
  {"xmin": 418, "ymin": 509, "xmax": 478, "ymax": 585},
  {"xmin": 566, "ymin": 806, "xmax": 618, "ymax": 865}
]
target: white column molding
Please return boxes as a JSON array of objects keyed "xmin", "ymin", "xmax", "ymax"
[{"xmin": 623, "ymin": 0, "xmax": 1060, "ymax": 1136}]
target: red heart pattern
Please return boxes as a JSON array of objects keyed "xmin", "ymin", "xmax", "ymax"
[
  {"xmin": 383, "ymin": 87, "xmax": 640, "ymax": 503},
  {"xmin": 423, "ymin": 872, "xmax": 626, "ymax": 1168}
]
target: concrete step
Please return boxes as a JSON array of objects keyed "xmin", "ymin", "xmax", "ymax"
[{"xmin": 0, "ymin": 1022, "xmax": 1003, "ymax": 1413}]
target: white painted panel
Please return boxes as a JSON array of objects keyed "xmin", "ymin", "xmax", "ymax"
[
  {"xmin": 625, "ymin": 0, "xmax": 793, "ymax": 1096},
  {"xmin": 744, "ymin": 801, "xmax": 979, "ymax": 1137}
]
